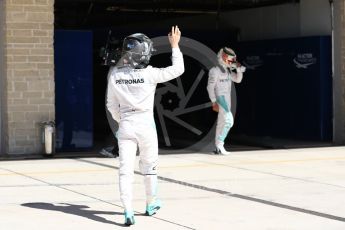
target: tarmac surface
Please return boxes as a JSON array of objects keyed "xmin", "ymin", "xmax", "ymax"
[{"xmin": 1, "ymin": 146, "xmax": 345, "ymax": 229}]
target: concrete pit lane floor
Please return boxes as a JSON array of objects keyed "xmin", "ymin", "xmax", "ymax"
[{"xmin": 1, "ymin": 146, "xmax": 345, "ymax": 229}]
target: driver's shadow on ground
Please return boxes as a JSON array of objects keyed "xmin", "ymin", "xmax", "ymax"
[{"xmin": 21, "ymin": 202, "xmax": 128, "ymax": 227}]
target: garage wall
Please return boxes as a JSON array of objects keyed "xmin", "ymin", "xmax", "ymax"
[
  {"xmin": 116, "ymin": 1, "xmax": 331, "ymax": 42},
  {"xmin": 4, "ymin": 0, "xmax": 55, "ymax": 154},
  {"xmin": 333, "ymin": 0, "xmax": 345, "ymax": 144},
  {"xmin": 221, "ymin": 3, "xmax": 300, "ymax": 41},
  {"xmin": 300, "ymin": 0, "xmax": 332, "ymax": 36},
  {"xmin": 0, "ymin": 0, "xmax": 6, "ymax": 155},
  {"xmin": 220, "ymin": 0, "xmax": 331, "ymax": 41}
]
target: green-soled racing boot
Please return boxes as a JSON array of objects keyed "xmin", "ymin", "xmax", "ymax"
[
  {"xmin": 124, "ymin": 211, "xmax": 135, "ymax": 226},
  {"xmin": 145, "ymin": 199, "xmax": 161, "ymax": 216}
]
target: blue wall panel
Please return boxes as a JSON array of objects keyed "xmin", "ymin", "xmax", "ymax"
[
  {"xmin": 233, "ymin": 36, "xmax": 332, "ymax": 141},
  {"xmin": 55, "ymin": 30, "xmax": 93, "ymax": 151}
]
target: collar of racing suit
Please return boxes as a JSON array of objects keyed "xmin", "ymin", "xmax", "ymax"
[{"xmin": 217, "ymin": 63, "xmax": 233, "ymax": 74}]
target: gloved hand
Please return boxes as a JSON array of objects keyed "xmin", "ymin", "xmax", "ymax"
[
  {"xmin": 237, "ymin": 66, "xmax": 246, "ymax": 73},
  {"xmin": 212, "ymin": 102, "xmax": 219, "ymax": 112}
]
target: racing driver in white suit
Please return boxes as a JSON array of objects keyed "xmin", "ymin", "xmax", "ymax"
[
  {"xmin": 106, "ymin": 26, "xmax": 184, "ymax": 225},
  {"xmin": 207, "ymin": 47, "xmax": 246, "ymax": 155}
]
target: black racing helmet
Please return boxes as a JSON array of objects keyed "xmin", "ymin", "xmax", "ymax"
[{"xmin": 122, "ymin": 33, "xmax": 154, "ymax": 69}]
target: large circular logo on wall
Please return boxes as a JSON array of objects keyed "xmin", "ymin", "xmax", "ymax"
[{"xmin": 106, "ymin": 36, "xmax": 238, "ymax": 152}]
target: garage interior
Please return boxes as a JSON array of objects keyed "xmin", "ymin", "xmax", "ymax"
[{"xmin": 53, "ymin": 0, "xmax": 334, "ymax": 154}]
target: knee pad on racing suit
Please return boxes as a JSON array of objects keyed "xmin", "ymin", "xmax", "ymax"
[{"xmin": 139, "ymin": 160, "xmax": 158, "ymax": 175}]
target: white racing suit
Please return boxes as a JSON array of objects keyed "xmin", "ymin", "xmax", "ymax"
[
  {"xmin": 106, "ymin": 48, "xmax": 184, "ymax": 212},
  {"xmin": 207, "ymin": 65, "xmax": 244, "ymax": 149}
]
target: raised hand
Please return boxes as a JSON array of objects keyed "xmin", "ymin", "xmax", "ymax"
[{"xmin": 168, "ymin": 25, "xmax": 181, "ymax": 48}]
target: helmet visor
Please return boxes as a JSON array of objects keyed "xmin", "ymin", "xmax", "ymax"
[
  {"xmin": 222, "ymin": 52, "xmax": 236, "ymax": 65},
  {"xmin": 123, "ymin": 38, "xmax": 141, "ymax": 52}
]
